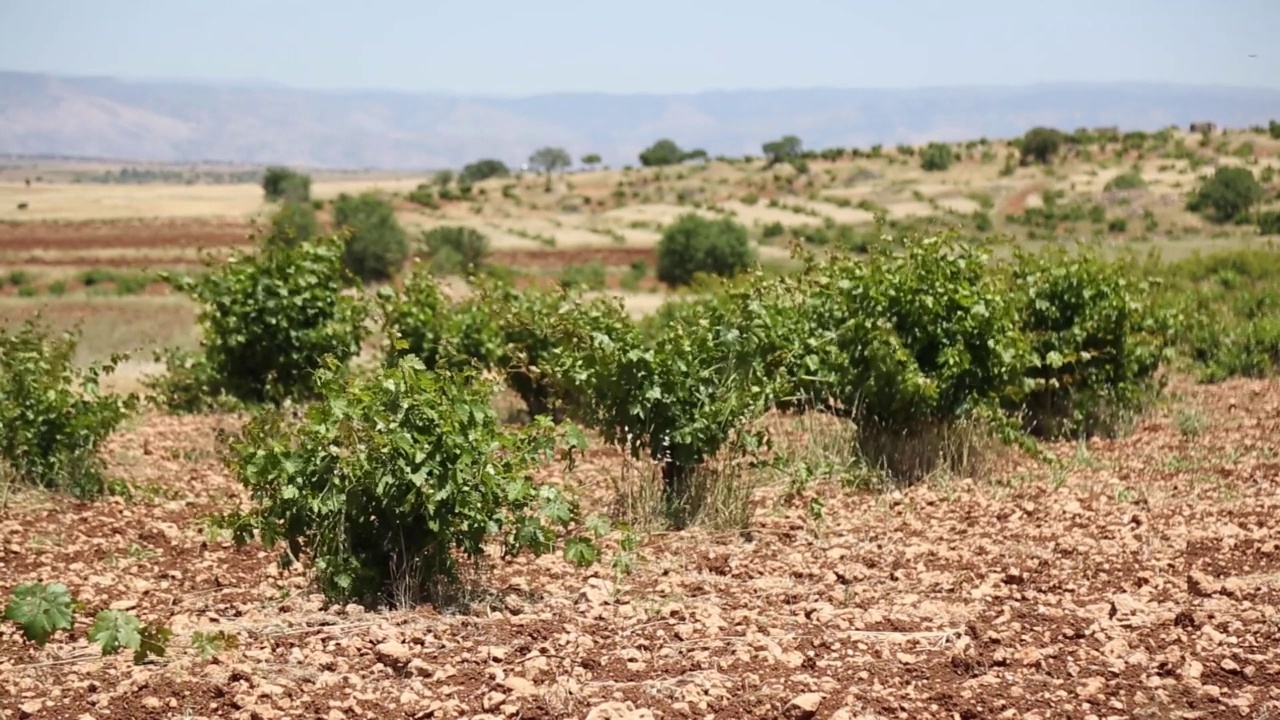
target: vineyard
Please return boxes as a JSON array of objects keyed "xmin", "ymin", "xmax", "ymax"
[{"xmin": 3, "ymin": 125, "xmax": 1280, "ymax": 718}]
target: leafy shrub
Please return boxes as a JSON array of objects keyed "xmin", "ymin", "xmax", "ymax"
[
  {"xmin": 1009, "ymin": 247, "xmax": 1173, "ymax": 438},
  {"xmin": 167, "ymin": 235, "xmax": 368, "ymax": 404},
  {"xmin": 1104, "ymin": 170, "xmax": 1147, "ymax": 192},
  {"xmin": 0, "ymin": 320, "xmax": 136, "ymax": 497},
  {"xmin": 142, "ymin": 347, "xmax": 241, "ymax": 415},
  {"xmin": 639, "ymin": 139, "xmax": 689, "ymax": 167},
  {"xmin": 552, "ymin": 288, "xmax": 777, "ymax": 526},
  {"xmin": 221, "ymin": 356, "xmax": 588, "ymax": 606},
  {"xmin": 332, "ymin": 192, "xmax": 409, "ymax": 282},
  {"xmin": 1251, "ymin": 210, "xmax": 1280, "ymax": 236},
  {"xmin": 970, "ymin": 211, "xmax": 993, "ymax": 232},
  {"xmin": 461, "ymin": 159, "xmax": 510, "ymax": 184},
  {"xmin": 267, "ymin": 201, "xmax": 320, "ymax": 247},
  {"xmin": 762, "ymin": 136, "xmax": 803, "ymax": 167},
  {"xmin": 797, "ymin": 235, "xmax": 1029, "ymax": 480},
  {"xmin": 656, "ymin": 213, "xmax": 755, "ymax": 287},
  {"xmin": 558, "ymin": 262, "xmax": 607, "ymax": 291},
  {"xmin": 420, "ymin": 225, "xmax": 490, "ymax": 275},
  {"xmin": 1108, "ymin": 217, "xmax": 1128, "ymax": 233},
  {"xmin": 406, "ymin": 184, "xmax": 439, "ymax": 209},
  {"xmin": 262, "ymin": 166, "xmax": 311, "ymax": 203},
  {"xmin": 761, "ymin": 221, "xmax": 785, "ymax": 239},
  {"xmin": 1021, "ymin": 127, "xmax": 1064, "ymax": 165},
  {"xmin": 380, "ymin": 264, "xmax": 501, "ymax": 374},
  {"xmin": 1186, "ymin": 167, "xmax": 1263, "ymax": 223},
  {"xmin": 920, "ymin": 143, "xmax": 954, "ymax": 172}
]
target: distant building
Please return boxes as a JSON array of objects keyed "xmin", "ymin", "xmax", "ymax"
[{"xmin": 1189, "ymin": 122, "xmax": 1218, "ymax": 135}]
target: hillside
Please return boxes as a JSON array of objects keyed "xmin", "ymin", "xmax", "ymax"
[{"xmin": 2, "ymin": 71, "xmax": 1280, "ymax": 169}]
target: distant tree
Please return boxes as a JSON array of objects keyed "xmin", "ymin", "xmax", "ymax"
[
  {"xmin": 656, "ymin": 214, "xmax": 754, "ymax": 287},
  {"xmin": 529, "ymin": 147, "xmax": 571, "ymax": 191},
  {"xmin": 262, "ymin": 166, "xmax": 311, "ymax": 203},
  {"xmin": 639, "ymin": 139, "xmax": 687, "ymax": 167},
  {"xmin": 433, "ymin": 169, "xmax": 455, "ymax": 187},
  {"xmin": 267, "ymin": 201, "xmax": 320, "ymax": 247},
  {"xmin": 581, "ymin": 153, "xmax": 602, "ymax": 170},
  {"xmin": 1020, "ymin": 127, "xmax": 1065, "ymax": 166},
  {"xmin": 1186, "ymin": 167, "xmax": 1263, "ymax": 223},
  {"xmin": 684, "ymin": 148, "xmax": 709, "ymax": 163},
  {"xmin": 920, "ymin": 143, "xmax": 954, "ymax": 172},
  {"xmin": 762, "ymin": 135, "xmax": 804, "ymax": 167},
  {"xmin": 332, "ymin": 192, "xmax": 409, "ymax": 282},
  {"xmin": 1269, "ymin": 120, "xmax": 1280, "ymax": 140},
  {"xmin": 460, "ymin": 159, "xmax": 509, "ymax": 184}
]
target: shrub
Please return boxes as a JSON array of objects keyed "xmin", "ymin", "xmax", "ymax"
[
  {"xmin": 420, "ymin": 225, "xmax": 490, "ymax": 275},
  {"xmin": 262, "ymin": 166, "xmax": 311, "ymax": 203},
  {"xmin": 460, "ymin": 159, "xmax": 510, "ymax": 184},
  {"xmin": 220, "ymin": 356, "xmax": 588, "ymax": 607},
  {"xmin": 656, "ymin": 214, "xmax": 754, "ymax": 287},
  {"xmin": 762, "ymin": 135, "xmax": 803, "ymax": 168},
  {"xmin": 1020, "ymin": 127, "xmax": 1064, "ymax": 165},
  {"xmin": 1108, "ymin": 217, "xmax": 1128, "ymax": 233},
  {"xmin": 406, "ymin": 184, "xmax": 439, "ymax": 209},
  {"xmin": 761, "ymin": 221, "xmax": 786, "ymax": 239},
  {"xmin": 332, "ymin": 192, "xmax": 409, "ymax": 282},
  {"xmin": 798, "ymin": 235, "xmax": 1030, "ymax": 480},
  {"xmin": 1104, "ymin": 171, "xmax": 1147, "ymax": 192},
  {"xmin": 0, "ymin": 320, "xmax": 136, "ymax": 497},
  {"xmin": 1186, "ymin": 167, "xmax": 1263, "ymax": 223},
  {"xmin": 167, "ymin": 235, "xmax": 368, "ymax": 404},
  {"xmin": 558, "ymin": 262, "xmax": 607, "ymax": 291},
  {"xmin": 380, "ymin": 264, "xmax": 501, "ymax": 374},
  {"xmin": 142, "ymin": 347, "xmax": 241, "ymax": 414},
  {"xmin": 920, "ymin": 143, "xmax": 954, "ymax": 172},
  {"xmin": 267, "ymin": 201, "xmax": 320, "ymax": 247},
  {"xmin": 1259, "ymin": 211, "xmax": 1280, "ymax": 235},
  {"xmin": 1009, "ymin": 248, "xmax": 1173, "ymax": 439},
  {"xmin": 639, "ymin": 139, "xmax": 687, "ymax": 167},
  {"xmin": 970, "ymin": 211, "xmax": 993, "ymax": 232}
]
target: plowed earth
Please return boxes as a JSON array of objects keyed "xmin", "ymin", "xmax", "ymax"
[
  {"xmin": 3, "ymin": 379, "xmax": 1279, "ymax": 720},
  {"xmin": 0, "ymin": 220, "xmax": 655, "ymax": 270}
]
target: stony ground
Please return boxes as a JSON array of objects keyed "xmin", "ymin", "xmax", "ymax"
[{"xmin": 2, "ymin": 378, "xmax": 1279, "ymax": 720}]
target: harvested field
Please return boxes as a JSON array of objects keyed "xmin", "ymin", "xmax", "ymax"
[{"xmin": 2, "ymin": 378, "xmax": 1278, "ymax": 719}]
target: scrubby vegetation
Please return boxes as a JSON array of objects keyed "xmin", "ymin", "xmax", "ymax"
[{"xmin": 656, "ymin": 213, "xmax": 755, "ymax": 287}]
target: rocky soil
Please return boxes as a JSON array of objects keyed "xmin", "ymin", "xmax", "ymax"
[{"xmin": 2, "ymin": 379, "xmax": 1279, "ymax": 720}]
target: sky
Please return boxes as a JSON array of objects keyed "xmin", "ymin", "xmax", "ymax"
[{"xmin": 0, "ymin": 0, "xmax": 1276, "ymax": 96}]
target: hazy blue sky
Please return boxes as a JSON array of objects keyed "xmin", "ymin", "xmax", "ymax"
[{"xmin": 1, "ymin": 0, "xmax": 1276, "ymax": 95}]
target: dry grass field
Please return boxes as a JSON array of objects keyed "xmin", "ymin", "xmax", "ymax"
[{"xmin": 3, "ymin": 125, "xmax": 1280, "ymax": 719}]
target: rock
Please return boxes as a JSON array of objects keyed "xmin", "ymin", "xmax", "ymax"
[
  {"xmin": 1183, "ymin": 659, "xmax": 1204, "ymax": 681},
  {"xmin": 140, "ymin": 697, "xmax": 162, "ymax": 709},
  {"xmin": 785, "ymin": 692, "xmax": 826, "ymax": 720},
  {"xmin": 373, "ymin": 641, "xmax": 411, "ymax": 668},
  {"xmin": 1076, "ymin": 677, "xmax": 1105, "ymax": 697},
  {"xmin": 19, "ymin": 701, "xmax": 42, "ymax": 719},
  {"xmin": 109, "ymin": 599, "xmax": 138, "ymax": 611},
  {"xmin": 1187, "ymin": 571, "xmax": 1222, "ymax": 597},
  {"xmin": 502, "ymin": 676, "xmax": 538, "ymax": 696},
  {"xmin": 584, "ymin": 701, "xmax": 655, "ymax": 720},
  {"xmin": 483, "ymin": 691, "xmax": 507, "ymax": 711},
  {"xmin": 1220, "ymin": 658, "xmax": 1240, "ymax": 673}
]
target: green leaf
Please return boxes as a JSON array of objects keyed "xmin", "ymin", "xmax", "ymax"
[
  {"xmin": 134, "ymin": 624, "xmax": 172, "ymax": 664},
  {"xmin": 191, "ymin": 630, "xmax": 240, "ymax": 659},
  {"xmin": 563, "ymin": 537, "xmax": 599, "ymax": 568},
  {"xmin": 4, "ymin": 582, "xmax": 75, "ymax": 646},
  {"xmin": 88, "ymin": 610, "xmax": 142, "ymax": 655}
]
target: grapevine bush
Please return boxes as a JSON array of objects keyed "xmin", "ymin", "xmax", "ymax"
[
  {"xmin": 0, "ymin": 320, "xmax": 136, "ymax": 497},
  {"xmin": 1009, "ymin": 246, "xmax": 1175, "ymax": 438},
  {"xmin": 167, "ymin": 235, "xmax": 368, "ymax": 405},
  {"xmin": 220, "ymin": 356, "xmax": 590, "ymax": 606}
]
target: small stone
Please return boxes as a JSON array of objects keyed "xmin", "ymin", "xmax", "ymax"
[
  {"xmin": 19, "ymin": 701, "xmax": 42, "ymax": 719},
  {"xmin": 109, "ymin": 599, "xmax": 138, "ymax": 611},
  {"xmin": 373, "ymin": 641, "xmax": 411, "ymax": 668},
  {"xmin": 1184, "ymin": 659, "xmax": 1204, "ymax": 680},
  {"xmin": 483, "ymin": 691, "xmax": 507, "ymax": 711},
  {"xmin": 1187, "ymin": 571, "xmax": 1222, "ymax": 597},
  {"xmin": 1077, "ymin": 677, "xmax": 1105, "ymax": 697},
  {"xmin": 785, "ymin": 692, "xmax": 826, "ymax": 720},
  {"xmin": 140, "ymin": 697, "xmax": 162, "ymax": 709},
  {"xmin": 1219, "ymin": 658, "xmax": 1240, "ymax": 674},
  {"xmin": 502, "ymin": 676, "xmax": 537, "ymax": 696}
]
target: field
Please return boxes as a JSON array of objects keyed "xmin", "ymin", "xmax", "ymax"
[{"xmin": 3, "ymin": 126, "xmax": 1280, "ymax": 719}]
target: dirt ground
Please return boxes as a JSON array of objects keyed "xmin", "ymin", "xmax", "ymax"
[{"xmin": 2, "ymin": 378, "xmax": 1278, "ymax": 720}]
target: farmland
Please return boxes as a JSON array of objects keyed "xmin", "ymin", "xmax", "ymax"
[{"xmin": 3, "ymin": 124, "xmax": 1280, "ymax": 720}]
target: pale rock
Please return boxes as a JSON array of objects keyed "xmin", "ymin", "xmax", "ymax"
[
  {"xmin": 373, "ymin": 641, "xmax": 411, "ymax": 668},
  {"xmin": 109, "ymin": 599, "xmax": 139, "ymax": 611},
  {"xmin": 584, "ymin": 701, "xmax": 655, "ymax": 720},
  {"xmin": 502, "ymin": 676, "xmax": 538, "ymax": 696},
  {"xmin": 785, "ymin": 692, "xmax": 826, "ymax": 720}
]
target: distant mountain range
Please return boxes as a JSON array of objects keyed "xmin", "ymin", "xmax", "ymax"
[{"xmin": 2, "ymin": 71, "xmax": 1279, "ymax": 170}]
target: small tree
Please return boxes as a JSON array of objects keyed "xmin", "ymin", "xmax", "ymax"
[
  {"xmin": 332, "ymin": 192, "xmax": 409, "ymax": 282},
  {"xmin": 266, "ymin": 201, "xmax": 320, "ymax": 247},
  {"xmin": 1186, "ymin": 167, "xmax": 1263, "ymax": 223},
  {"xmin": 262, "ymin": 166, "xmax": 311, "ymax": 203},
  {"xmin": 639, "ymin": 139, "xmax": 686, "ymax": 167},
  {"xmin": 581, "ymin": 153, "xmax": 602, "ymax": 170},
  {"xmin": 433, "ymin": 169, "xmax": 455, "ymax": 187},
  {"xmin": 920, "ymin": 143, "xmax": 954, "ymax": 172},
  {"xmin": 460, "ymin": 159, "xmax": 510, "ymax": 184},
  {"xmin": 656, "ymin": 213, "xmax": 755, "ymax": 287},
  {"xmin": 529, "ymin": 147, "xmax": 572, "ymax": 190},
  {"xmin": 1020, "ymin": 127, "xmax": 1064, "ymax": 166},
  {"xmin": 762, "ymin": 135, "xmax": 803, "ymax": 167}
]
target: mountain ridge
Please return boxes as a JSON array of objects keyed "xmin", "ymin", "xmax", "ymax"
[{"xmin": 2, "ymin": 71, "xmax": 1278, "ymax": 170}]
